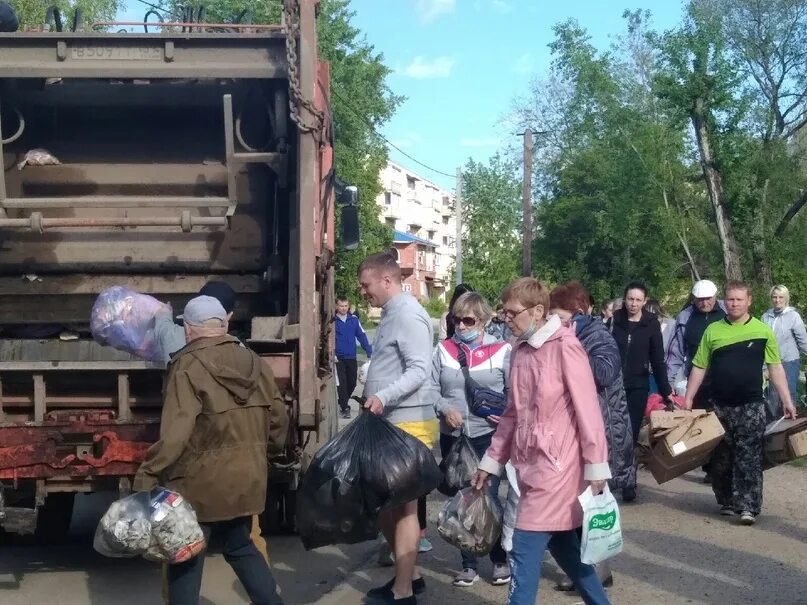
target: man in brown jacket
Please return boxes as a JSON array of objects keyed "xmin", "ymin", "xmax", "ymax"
[{"xmin": 134, "ymin": 295, "xmax": 288, "ymax": 605}]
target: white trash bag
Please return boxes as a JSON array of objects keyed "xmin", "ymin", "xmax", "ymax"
[{"xmin": 578, "ymin": 485, "xmax": 623, "ymax": 565}]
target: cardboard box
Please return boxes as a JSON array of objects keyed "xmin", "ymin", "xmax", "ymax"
[
  {"xmin": 647, "ymin": 412, "xmax": 725, "ymax": 484},
  {"xmin": 649, "ymin": 409, "xmax": 706, "ymax": 433},
  {"xmin": 763, "ymin": 416, "xmax": 807, "ymax": 468}
]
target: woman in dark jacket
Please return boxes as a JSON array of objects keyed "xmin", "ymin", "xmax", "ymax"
[
  {"xmin": 550, "ymin": 283, "xmax": 636, "ymax": 496},
  {"xmin": 610, "ymin": 282, "xmax": 673, "ymax": 450}
]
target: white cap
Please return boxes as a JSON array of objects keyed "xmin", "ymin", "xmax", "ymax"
[{"xmin": 691, "ymin": 280, "xmax": 718, "ymax": 298}]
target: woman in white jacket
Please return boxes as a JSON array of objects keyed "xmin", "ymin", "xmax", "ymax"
[{"xmin": 762, "ymin": 285, "xmax": 807, "ymax": 419}]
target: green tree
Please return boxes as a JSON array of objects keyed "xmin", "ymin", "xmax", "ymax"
[
  {"xmin": 13, "ymin": 0, "xmax": 119, "ymax": 29},
  {"xmin": 459, "ymin": 154, "xmax": 522, "ymax": 303}
]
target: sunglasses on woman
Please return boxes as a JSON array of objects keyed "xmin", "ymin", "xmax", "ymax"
[{"xmin": 452, "ymin": 316, "xmax": 478, "ymax": 327}]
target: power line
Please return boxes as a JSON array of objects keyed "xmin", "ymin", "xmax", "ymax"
[{"xmin": 330, "ymin": 86, "xmax": 457, "ymax": 180}]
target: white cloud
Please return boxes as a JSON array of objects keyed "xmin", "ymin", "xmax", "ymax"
[
  {"xmin": 512, "ymin": 52, "xmax": 533, "ymax": 75},
  {"xmin": 401, "ymin": 56, "xmax": 456, "ymax": 79},
  {"xmin": 460, "ymin": 137, "xmax": 500, "ymax": 148},
  {"xmin": 414, "ymin": 0, "xmax": 456, "ymax": 23}
]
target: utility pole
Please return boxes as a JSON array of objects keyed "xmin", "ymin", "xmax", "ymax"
[
  {"xmin": 521, "ymin": 128, "xmax": 533, "ymax": 277},
  {"xmin": 455, "ymin": 167, "xmax": 463, "ymax": 285}
]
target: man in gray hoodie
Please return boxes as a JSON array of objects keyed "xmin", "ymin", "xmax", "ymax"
[{"xmin": 360, "ymin": 250, "xmax": 435, "ymax": 605}]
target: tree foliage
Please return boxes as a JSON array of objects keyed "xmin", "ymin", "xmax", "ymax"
[
  {"xmin": 459, "ymin": 155, "xmax": 522, "ymax": 303},
  {"xmin": 13, "ymin": 0, "xmax": 119, "ymax": 29},
  {"xmin": 504, "ymin": 3, "xmax": 807, "ymax": 311}
]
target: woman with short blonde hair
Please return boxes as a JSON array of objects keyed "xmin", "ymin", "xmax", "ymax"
[
  {"xmin": 474, "ymin": 277, "xmax": 612, "ymax": 605},
  {"xmin": 761, "ymin": 284, "xmax": 807, "ymax": 419}
]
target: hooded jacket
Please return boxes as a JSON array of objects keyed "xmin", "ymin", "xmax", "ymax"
[
  {"xmin": 666, "ymin": 300, "xmax": 727, "ymax": 385},
  {"xmin": 761, "ymin": 307, "xmax": 807, "ymax": 363},
  {"xmin": 479, "ymin": 315, "xmax": 610, "ymax": 532},
  {"xmin": 611, "ymin": 308, "xmax": 672, "ymax": 396},
  {"xmin": 574, "ymin": 314, "xmax": 636, "ymax": 489},
  {"xmin": 133, "ymin": 335, "xmax": 289, "ymax": 522}
]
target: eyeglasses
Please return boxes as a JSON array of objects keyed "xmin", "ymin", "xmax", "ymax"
[
  {"xmin": 502, "ymin": 307, "xmax": 529, "ymax": 320},
  {"xmin": 452, "ymin": 316, "xmax": 478, "ymax": 327}
]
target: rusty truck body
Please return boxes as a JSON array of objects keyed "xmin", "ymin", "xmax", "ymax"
[{"xmin": 0, "ymin": 0, "xmax": 348, "ymax": 537}]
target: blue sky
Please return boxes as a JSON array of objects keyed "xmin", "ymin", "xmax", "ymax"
[
  {"xmin": 117, "ymin": 0, "xmax": 685, "ymax": 190},
  {"xmin": 348, "ymin": 0, "xmax": 685, "ymax": 189}
]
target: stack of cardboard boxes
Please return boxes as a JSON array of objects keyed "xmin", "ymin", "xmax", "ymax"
[
  {"xmin": 763, "ymin": 415, "xmax": 807, "ymax": 469},
  {"xmin": 644, "ymin": 409, "xmax": 725, "ymax": 484}
]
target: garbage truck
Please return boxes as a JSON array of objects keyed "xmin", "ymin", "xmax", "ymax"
[{"xmin": 0, "ymin": 0, "xmax": 356, "ymax": 539}]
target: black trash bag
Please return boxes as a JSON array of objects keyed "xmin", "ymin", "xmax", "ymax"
[
  {"xmin": 438, "ymin": 431, "xmax": 479, "ymax": 497},
  {"xmin": 0, "ymin": 2, "xmax": 19, "ymax": 33},
  {"xmin": 296, "ymin": 412, "xmax": 441, "ymax": 550}
]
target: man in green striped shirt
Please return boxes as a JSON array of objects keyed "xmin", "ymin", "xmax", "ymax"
[{"xmin": 685, "ymin": 281, "xmax": 796, "ymax": 525}]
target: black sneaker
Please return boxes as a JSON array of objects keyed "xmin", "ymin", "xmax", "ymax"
[{"xmin": 367, "ymin": 577, "xmax": 425, "ymax": 598}]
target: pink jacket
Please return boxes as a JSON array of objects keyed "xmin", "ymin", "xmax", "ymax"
[{"xmin": 479, "ymin": 315, "xmax": 611, "ymax": 532}]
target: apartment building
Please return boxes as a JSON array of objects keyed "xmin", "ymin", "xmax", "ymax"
[{"xmin": 376, "ymin": 161, "xmax": 456, "ymax": 301}]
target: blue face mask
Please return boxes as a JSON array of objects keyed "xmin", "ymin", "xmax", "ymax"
[{"xmin": 455, "ymin": 329, "xmax": 480, "ymax": 344}]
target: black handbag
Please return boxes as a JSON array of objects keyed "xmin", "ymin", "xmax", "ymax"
[{"xmin": 456, "ymin": 347, "xmax": 507, "ymax": 419}]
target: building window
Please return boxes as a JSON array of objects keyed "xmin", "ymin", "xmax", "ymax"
[{"xmin": 442, "ymin": 216, "xmax": 449, "ymax": 225}]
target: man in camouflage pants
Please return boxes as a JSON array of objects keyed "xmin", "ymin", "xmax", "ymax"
[{"xmin": 685, "ymin": 281, "xmax": 797, "ymax": 525}]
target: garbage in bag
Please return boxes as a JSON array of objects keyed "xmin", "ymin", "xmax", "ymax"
[
  {"xmin": 296, "ymin": 411, "xmax": 441, "ymax": 550},
  {"xmin": 17, "ymin": 149, "xmax": 60, "ymax": 170},
  {"xmin": 94, "ymin": 488, "xmax": 206, "ymax": 564},
  {"xmin": 501, "ymin": 462, "xmax": 520, "ymax": 553},
  {"xmin": 578, "ymin": 485, "xmax": 623, "ymax": 565},
  {"xmin": 437, "ymin": 487, "xmax": 502, "ymax": 556},
  {"xmin": 90, "ymin": 286, "xmax": 172, "ymax": 361},
  {"xmin": 438, "ymin": 430, "xmax": 479, "ymax": 497}
]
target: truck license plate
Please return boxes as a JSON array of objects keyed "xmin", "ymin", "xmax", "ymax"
[{"xmin": 70, "ymin": 46, "xmax": 162, "ymax": 60}]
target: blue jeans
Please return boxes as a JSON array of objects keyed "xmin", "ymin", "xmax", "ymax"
[
  {"xmin": 439, "ymin": 431, "xmax": 508, "ymax": 569},
  {"xmin": 766, "ymin": 359, "xmax": 801, "ymax": 421},
  {"xmin": 168, "ymin": 516, "xmax": 284, "ymax": 605},
  {"xmin": 508, "ymin": 528, "xmax": 611, "ymax": 605}
]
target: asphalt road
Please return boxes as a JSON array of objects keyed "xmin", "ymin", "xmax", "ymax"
[{"xmin": 4, "ymin": 388, "xmax": 807, "ymax": 605}]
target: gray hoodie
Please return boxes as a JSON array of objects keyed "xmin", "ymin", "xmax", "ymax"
[
  {"xmin": 761, "ymin": 307, "xmax": 807, "ymax": 362},
  {"xmin": 363, "ymin": 293, "xmax": 435, "ymax": 424},
  {"xmin": 430, "ymin": 333, "xmax": 511, "ymax": 438}
]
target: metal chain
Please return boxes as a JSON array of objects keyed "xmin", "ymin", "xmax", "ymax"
[{"xmin": 283, "ymin": 0, "xmax": 326, "ymax": 136}]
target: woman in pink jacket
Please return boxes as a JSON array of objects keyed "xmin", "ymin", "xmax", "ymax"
[{"xmin": 473, "ymin": 278, "xmax": 612, "ymax": 605}]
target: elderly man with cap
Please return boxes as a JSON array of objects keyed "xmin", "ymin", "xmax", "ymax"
[
  {"xmin": 153, "ymin": 281, "xmax": 237, "ymax": 363},
  {"xmin": 134, "ymin": 296, "xmax": 289, "ymax": 605}
]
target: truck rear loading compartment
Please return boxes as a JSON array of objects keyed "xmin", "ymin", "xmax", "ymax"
[{"xmin": 0, "ymin": 32, "xmax": 288, "ymax": 79}]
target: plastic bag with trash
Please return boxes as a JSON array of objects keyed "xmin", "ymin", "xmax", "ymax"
[
  {"xmin": 94, "ymin": 488, "xmax": 206, "ymax": 564},
  {"xmin": 437, "ymin": 487, "xmax": 502, "ymax": 556},
  {"xmin": 578, "ymin": 485, "xmax": 623, "ymax": 565},
  {"xmin": 296, "ymin": 411, "xmax": 441, "ymax": 550},
  {"xmin": 90, "ymin": 286, "xmax": 172, "ymax": 361},
  {"xmin": 437, "ymin": 429, "xmax": 479, "ymax": 497},
  {"xmin": 501, "ymin": 462, "xmax": 520, "ymax": 552}
]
